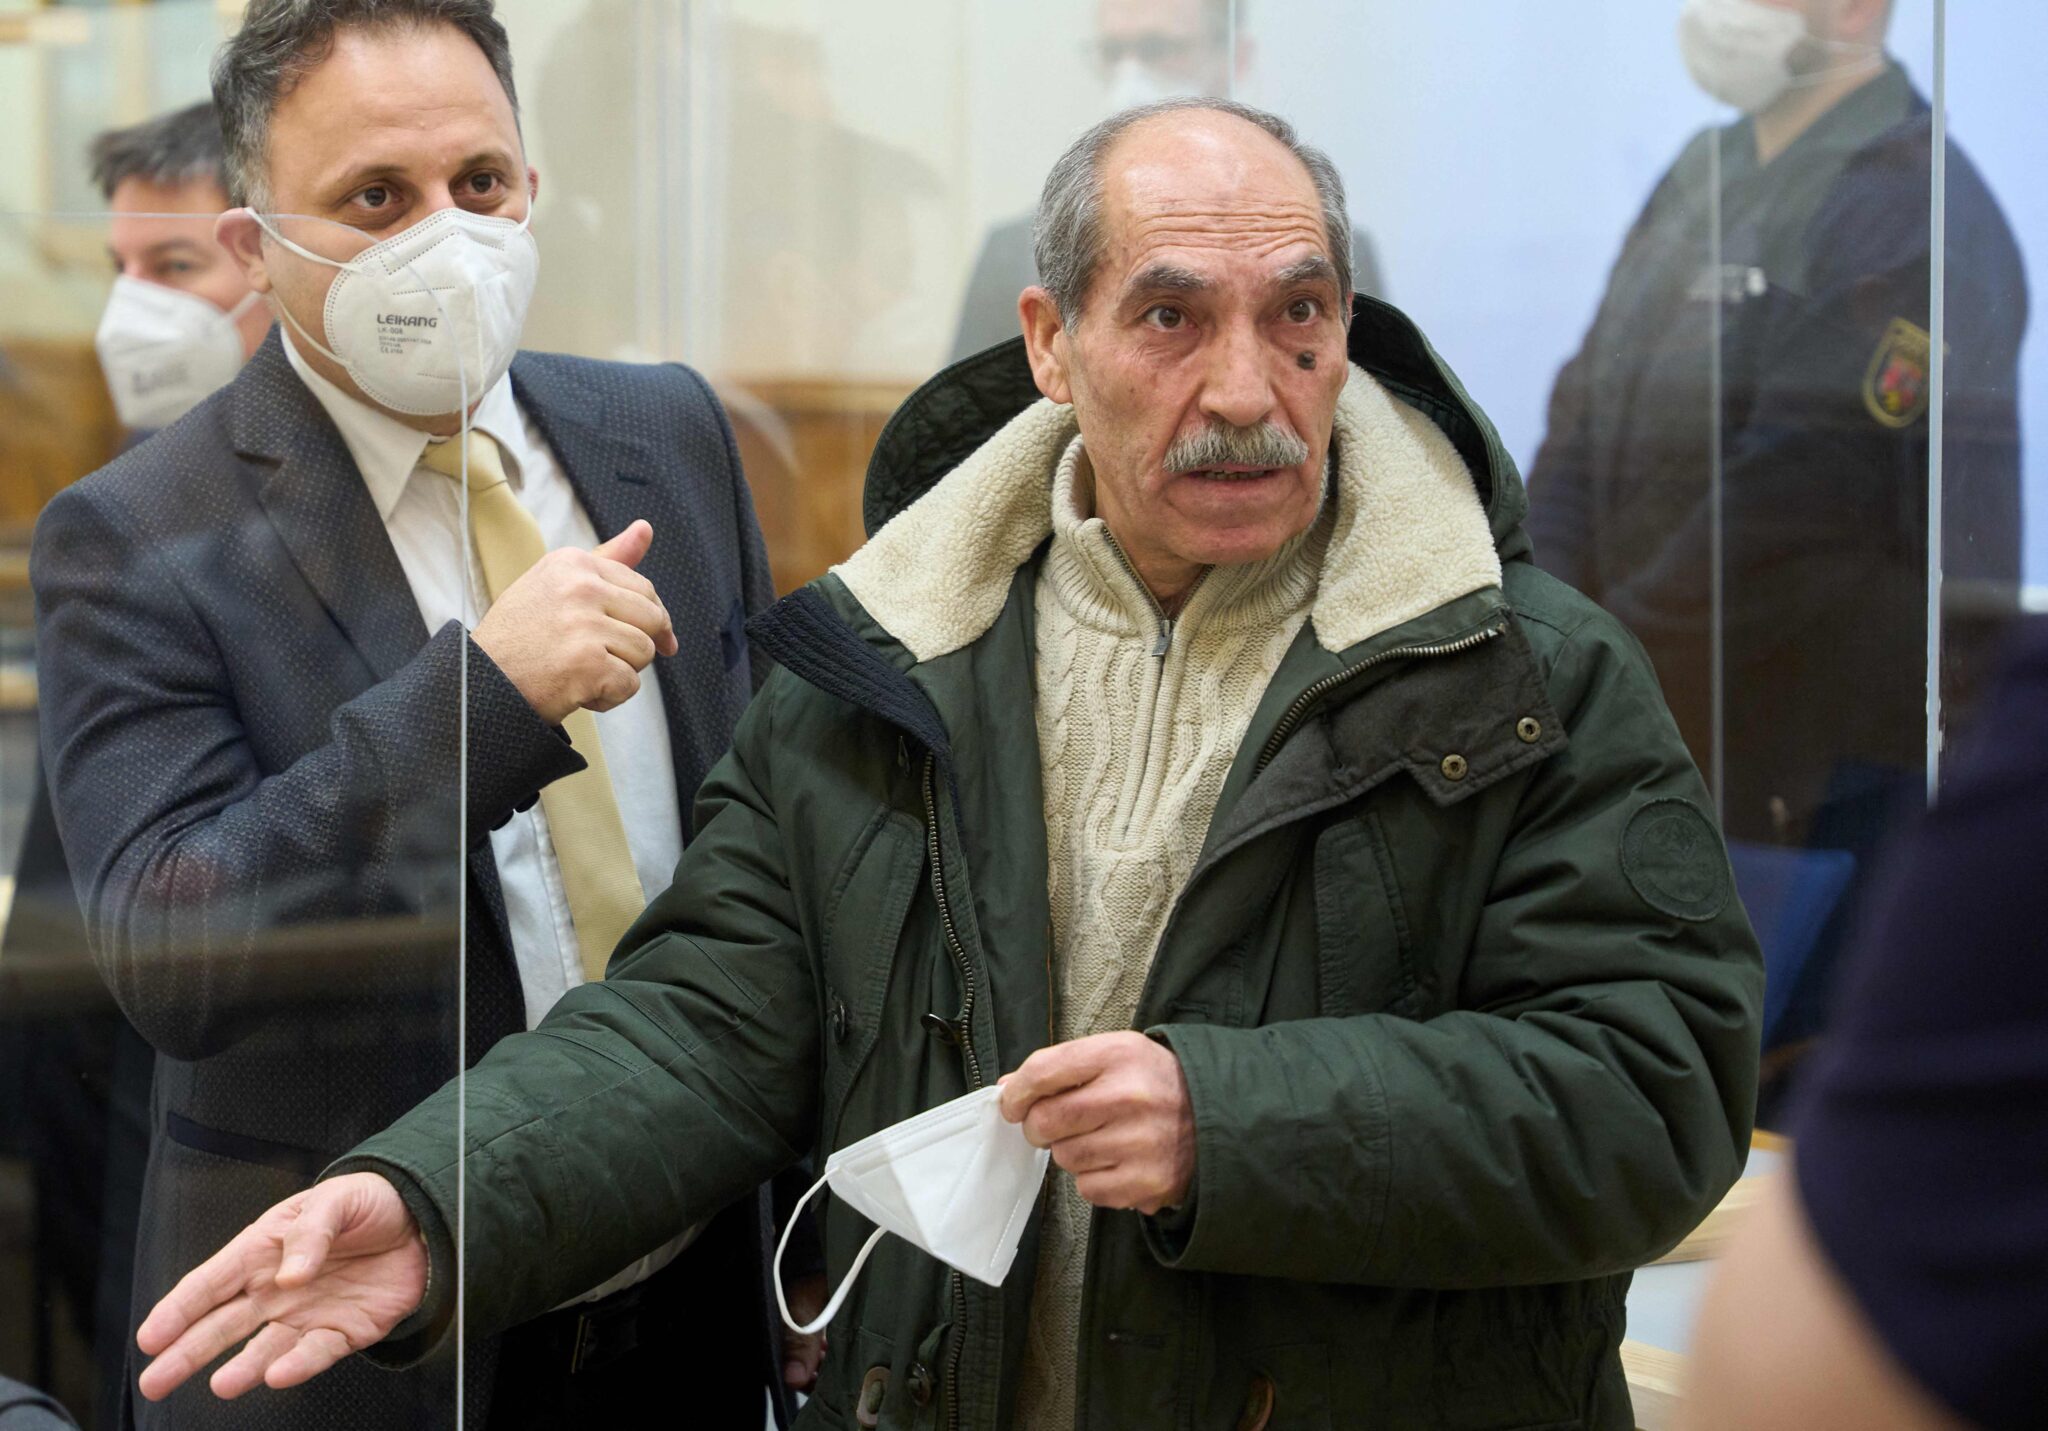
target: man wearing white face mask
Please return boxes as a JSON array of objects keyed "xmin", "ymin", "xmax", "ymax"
[
  {"xmin": 948, "ymin": 0, "xmax": 1385, "ymax": 361},
  {"xmin": 31, "ymin": 1, "xmax": 814, "ymax": 1427},
  {"xmin": 1526, "ymin": 0, "xmax": 2027, "ymax": 1115},
  {"xmin": 92, "ymin": 102, "xmax": 273, "ymax": 436}
]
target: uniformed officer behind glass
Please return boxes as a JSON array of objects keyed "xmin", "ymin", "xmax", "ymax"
[
  {"xmin": 947, "ymin": 0, "xmax": 1387, "ymax": 363},
  {"xmin": 29, "ymin": 0, "xmax": 820, "ymax": 1426},
  {"xmin": 1524, "ymin": 0, "xmax": 2026, "ymax": 1098}
]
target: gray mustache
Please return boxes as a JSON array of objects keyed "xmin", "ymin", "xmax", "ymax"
[{"xmin": 1163, "ymin": 421, "xmax": 1310, "ymax": 474}]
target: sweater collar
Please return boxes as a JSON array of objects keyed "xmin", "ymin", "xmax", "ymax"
[{"xmin": 1042, "ymin": 435, "xmax": 1329, "ymax": 643}]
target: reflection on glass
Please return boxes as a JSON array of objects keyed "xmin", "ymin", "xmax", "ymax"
[
  {"xmin": 2, "ymin": 35, "xmax": 276, "ymax": 1424},
  {"xmin": 1, "ymin": 0, "xmax": 2040, "ymax": 1422},
  {"xmin": 1524, "ymin": 1, "xmax": 2025, "ymax": 1114},
  {"xmin": 949, "ymin": 0, "xmax": 1385, "ymax": 363},
  {"xmin": 13, "ymin": 205, "xmax": 473, "ymax": 1426}
]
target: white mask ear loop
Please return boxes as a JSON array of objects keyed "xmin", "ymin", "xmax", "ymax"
[
  {"xmin": 1785, "ymin": 49, "xmax": 1882, "ymax": 91},
  {"xmin": 223, "ymin": 287, "xmax": 265, "ymax": 324},
  {"xmin": 251, "ymin": 212, "xmax": 357, "ymax": 369},
  {"xmin": 774, "ymin": 1169, "xmax": 889, "ymax": 1336}
]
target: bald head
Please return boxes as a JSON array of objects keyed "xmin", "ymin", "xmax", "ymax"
[{"xmin": 1032, "ymin": 98, "xmax": 1352, "ymax": 327}]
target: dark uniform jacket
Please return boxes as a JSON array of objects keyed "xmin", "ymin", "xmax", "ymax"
[
  {"xmin": 342, "ymin": 301, "xmax": 1763, "ymax": 1430},
  {"xmin": 1526, "ymin": 63, "xmax": 2027, "ymax": 849},
  {"xmin": 30, "ymin": 331, "xmax": 781, "ymax": 1429}
]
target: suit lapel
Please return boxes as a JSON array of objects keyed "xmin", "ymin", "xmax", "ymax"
[
  {"xmin": 234, "ymin": 333, "xmax": 428, "ymax": 682},
  {"xmin": 513, "ymin": 355, "xmax": 700, "ymax": 813}
]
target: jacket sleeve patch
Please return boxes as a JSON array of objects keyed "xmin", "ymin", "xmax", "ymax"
[{"xmin": 1621, "ymin": 798, "xmax": 1731, "ymax": 923}]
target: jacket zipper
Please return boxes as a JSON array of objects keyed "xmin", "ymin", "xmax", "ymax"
[
  {"xmin": 922, "ymin": 752, "xmax": 980, "ymax": 1431},
  {"xmin": 921, "ymin": 752, "xmax": 984, "ymax": 1091},
  {"xmin": 1101, "ymin": 527, "xmax": 1208, "ymax": 658},
  {"xmin": 1251, "ymin": 621, "xmax": 1508, "ymax": 776}
]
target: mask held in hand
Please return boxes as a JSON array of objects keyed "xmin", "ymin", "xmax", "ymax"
[{"xmin": 775, "ymin": 1086, "xmax": 1051, "ymax": 1336}]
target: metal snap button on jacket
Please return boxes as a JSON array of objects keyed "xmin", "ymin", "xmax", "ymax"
[
  {"xmin": 856, "ymin": 1365, "xmax": 889, "ymax": 1428},
  {"xmin": 1441, "ymin": 752, "xmax": 1470, "ymax": 781},
  {"xmin": 1517, "ymin": 716, "xmax": 1543, "ymax": 744}
]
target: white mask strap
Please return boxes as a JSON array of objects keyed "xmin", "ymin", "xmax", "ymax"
[
  {"xmin": 272, "ymin": 293, "xmax": 347, "ymax": 371},
  {"xmin": 251, "ymin": 210, "xmax": 360, "ymax": 273},
  {"xmin": 774, "ymin": 1168, "xmax": 888, "ymax": 1337},
  {"xmin": 223, "ymin": 288, "xmax": 265, "ymax": 324},
  {"xmin": 1784, "ymin": 45, "xmax": 1884, "ymax": 92},
  {"xmin": 251, "ymin": 211, "xmax": 354, "ymax": 367}
]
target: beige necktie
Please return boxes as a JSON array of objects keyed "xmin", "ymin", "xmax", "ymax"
[{"xmin": 421, "ymin": 431, "xmax": 643, "ymax": 982}]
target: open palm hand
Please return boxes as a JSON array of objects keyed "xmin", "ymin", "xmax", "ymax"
[{"xmin": 136, "ymin": 1172, "xmax": 428, "ymax": 1402}]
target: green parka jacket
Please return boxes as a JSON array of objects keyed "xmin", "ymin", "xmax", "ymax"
[{"xmin": 346, "ymin": 300, "xmax": 1763, "ymax": 1430}]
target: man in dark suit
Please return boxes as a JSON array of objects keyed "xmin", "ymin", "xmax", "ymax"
[{"xmin": 30, "ymin": 2, "xmax": 809, "ymax": 1425}]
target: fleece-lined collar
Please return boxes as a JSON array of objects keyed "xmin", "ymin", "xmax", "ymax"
[{"xmin": 834, "ymin": 364, "xmax": 1503, "ymax": 663}]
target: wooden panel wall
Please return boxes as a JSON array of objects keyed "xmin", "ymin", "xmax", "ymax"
[
  {"xmin": 0, "ymin": 340, "xmax": 907, "ymax": 609},
  {"xmin": 716, "ymin": 377, "xmax": 914, "ymax": 594}
]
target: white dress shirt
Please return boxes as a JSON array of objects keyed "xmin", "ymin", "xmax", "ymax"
[{"xmin": 283, "ymin": 335, "xmax": 692, "ymax": 1300}]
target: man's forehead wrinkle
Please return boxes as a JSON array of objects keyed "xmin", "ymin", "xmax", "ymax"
[
  {"xmin": 1115, "ymin": 174, "xmax": 1323, "ymax": 218},
  {"xmin": 1117, "ymin": 193, "xmax": 1329, "ymax": 256},
  {"xmin": 1126, "ymin": 213, "xmax": 1327, "ymax": 244},
  {"xmin": 1117, "ymin": 212, "xmax": 1331, "ymax": 268}
]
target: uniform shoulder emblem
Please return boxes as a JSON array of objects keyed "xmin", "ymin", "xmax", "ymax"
[
  {"xmin": 1621, "ymin": 798, "xmax": 1731, "ymax": 923},
  {"xmin": 1863, "ymin": 317, "xmax": 1933, "ymax": 429}
]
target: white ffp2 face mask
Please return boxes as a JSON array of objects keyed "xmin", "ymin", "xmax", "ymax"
[
  {"xmin": 94, "ymin": 276, "xmax": 260, "ymax": 431},
  {"xmin": 775, "ymin": 1086, "xmax": 1051, "ymax": 1335},
  {"xmin": 1678, "ymin": 0, "xmax": 1880, "ymax": 115},
  {"xmin": 256, "ymin": 203, "xmax": 538, "ymax": 418}
]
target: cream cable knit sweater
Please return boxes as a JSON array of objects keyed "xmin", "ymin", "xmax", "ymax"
[{"xmin": 1014, "ymin": 439, "xmax": 1331, "ymax": 1431}]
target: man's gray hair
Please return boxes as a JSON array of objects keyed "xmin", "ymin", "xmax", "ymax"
[
  {"xmin": 210, "ymin": 0, "xmax": 520, "ymax": 210},
  {"xmin": 89, "ymin": 101, "xmax": 231, "ymax": 202},
  {"xmin": 1032, "ymin": 98, "xmax": 1353, "ymax": 326}
]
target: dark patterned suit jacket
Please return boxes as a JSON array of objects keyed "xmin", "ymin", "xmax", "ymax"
[{"xmin": 30, "ymin": 330, "xmax": 780, "ymax": 1429}]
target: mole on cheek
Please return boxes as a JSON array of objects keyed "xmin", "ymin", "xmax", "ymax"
[{"xmin": 1297, "ymin": 352, "xmax": 1316, "ymax": 371}]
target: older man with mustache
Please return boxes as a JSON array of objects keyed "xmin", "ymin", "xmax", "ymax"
[{"xmin": 134, "ymin": 99, "xmax": 1761, "ymax": 1430}]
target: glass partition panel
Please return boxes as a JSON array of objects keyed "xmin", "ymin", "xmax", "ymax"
[
  {"xmin": 11, "ymin": 0, "xmax": 2031, "ymax": 1424},
  {"xmin": 0, "ymin": 7, "xmax": 470, "ymax": 1428},
  {"xmin": 1236, "ymin": 0, "xmax": 1956, "ymax": 1123},
  {"xmin": 1939, "ymin": 0, "xmax": 2038, "ymax": 745}
]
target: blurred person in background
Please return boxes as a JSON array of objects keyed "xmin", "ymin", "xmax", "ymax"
[
  {"xmin": 133, "ymin": 99, "xmax": 1758, "ymax": 1431},
  {"xmin": 1681, "ymin": 619, "xmax": 2048, "ymax": 1430},
  {"xmin": 0, "ymin": 99, "xmax": 265, "ymax": 1431},
  {"xmin": 948, "ymin": 0, "xmax": 1385, "ymax": 360},
  {"xmin": 30, "ymin": 0, "xmax": 811, "ymax": 1425},
  {"xmin": 92, "ymin": 102, "xmax": 272, "ymax": 437},
  {"xmin": 1524, "ymin": 0, "xmax": 2026, "ymax": 1112}
]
